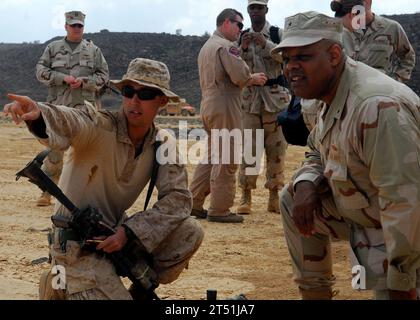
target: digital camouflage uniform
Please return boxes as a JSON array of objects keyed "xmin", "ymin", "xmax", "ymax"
[
  {"xmin": 32, "ymin": 103, "xmax": 203, "ymax": 300},
  {"xmin": 190, "ymin": 30, "xmax": 252, "ymax": 218},
  {"xmin": 32, "ymin": 58, "xmax": 204, "ymax": 300},
  {"xmin": 238, "ymin": 21, "xmax": 289, "ymax": 212},
  {"xmin": 274, "ymin": 12, "xmax": 420, "ymax": 299},
  {"xmin": 36, "ymin": 11, "xmax": 109, "ymax": 194}
]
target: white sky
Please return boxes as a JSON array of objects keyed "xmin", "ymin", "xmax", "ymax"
[{"xmin": 0, "ymin": 0, "xmax": 419, "ymax": 43}]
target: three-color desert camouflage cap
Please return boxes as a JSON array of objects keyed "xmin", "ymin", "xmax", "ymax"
[
  {"xmin": 111, "ymin": 58, "xmax": 180, "ymax": 102},
  {"xmin": 65, "ymin": 11, "xmax": 85, "ymax": 26},
  {"xmin": 271, "ymin": 11, "xmax": 343, "ymax": 56}
]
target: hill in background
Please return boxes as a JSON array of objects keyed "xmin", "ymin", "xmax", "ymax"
[
  {"xmin": 0, "ymin": 12, "xmax": 419, "ymax": 110},
  {"xmin": 0, "ymin": 31, "xmax": 207, "ymax": 109}
]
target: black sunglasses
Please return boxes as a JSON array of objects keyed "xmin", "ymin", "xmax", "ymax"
[
  {"xmin": 230, "ymin": 19, "xmax": 244, "ymax": 30},
  {"xmin": 121, "ymin": 85, "xmax": 163, "ymax": 101},
  {"xmin": 69, "ymin": 24, "xmax": 84, "ymax": 29}
]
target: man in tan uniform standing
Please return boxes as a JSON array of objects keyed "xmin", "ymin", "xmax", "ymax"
[
  {"xmin": 190, "ymin": 8, "xmax": 267, "ymax": 223},
  {"xmin": 35, "ymin": 10, "xmax": 109, "ymax": 206},
  {"xmin": 272, "ymin": 11, "xmax": 420, "ymax": 299},
  {"xmin": 4, "ymin": 58, "xmax": 203, "ymax": 300},
  {"xmin": 236, "ymin": 0, "xmax": 289, "ymax": 215},
  {"xmin": 331, "ymin": 0, "xmax": 415, "ymax": 82}
]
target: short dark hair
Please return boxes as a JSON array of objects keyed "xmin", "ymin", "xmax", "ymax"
[{"xmin": 216, "ymin": 8, "xmax": 243, "ymax": 27}]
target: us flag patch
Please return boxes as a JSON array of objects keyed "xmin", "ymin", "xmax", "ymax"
[{"xmin": 228, "ymin": 46, "xmax": 240, "ymax": 57}]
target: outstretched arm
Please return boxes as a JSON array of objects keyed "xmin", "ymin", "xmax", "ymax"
[{"xmin": 3, "ymin": 94, "xmax": 41, "ymax": 124}]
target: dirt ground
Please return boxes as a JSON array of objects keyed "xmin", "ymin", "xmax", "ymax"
[{"xmin": 0, "ymin": 118, "xmax": 372, "ymax": 300}]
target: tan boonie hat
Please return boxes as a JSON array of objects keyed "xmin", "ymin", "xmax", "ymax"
[
  {"xmin": 271, "ymin": 11, "xmax": 343, "ymax": 56},
  {"xmin": 65, "ymin": 11, "xmax": 85, "ymax": 26},
  {"xmin": 248, "ymin": 0, "xmax": 268, "ymax": 7},
  {"xmin": 111, "ymin": 58, "xmax": 180, "ymax": 102}
]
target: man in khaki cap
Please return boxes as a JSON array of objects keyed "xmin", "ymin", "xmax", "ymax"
[
  {"xmin": 236, "ymin": 0, "xmax": 289, "ymax": 216},
  {"xmin": 4, "ymin": 58, "xmax": 204, "ymax": 300},
  {"xmin": 189, "ymin": 8, "xmax": 267, "ymax": 223},
  {"xmin": 35, "ymin": 10, "xmax": 109, "ymax": 207},
  {"xmin": 272, "ymin": 11, "xmax": 420, "ymax": 300}
]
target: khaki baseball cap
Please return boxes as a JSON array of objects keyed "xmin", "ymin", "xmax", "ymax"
[
  {"xmin": 248, "ymin": 0, "xmax": 268, "ymax": 6},
  {"xmin": 65, "ymin": 11, "xmax": 85, "ymax": 26},
  {"xmin": 271, "ymin": 11, "xmax": 343, "ymax": 56},
  {"xmin": 111, "ymin": 58, "xmax": 180, "ymax": 102}
]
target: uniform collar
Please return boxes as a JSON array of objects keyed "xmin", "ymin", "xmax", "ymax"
[
  {"xmin": 354, "ymin": 13, "xmax": 383, "ymax": 38},
  {"xmin": 214, "ymin": 30, "xmax": 227, "ymax": 40},
  {"xmin": 62, "ymin": 37, "xmax": 85, "ymax": 53},
  {"xmin": 319, "ymin": 59, "xmax": 352, "ymax": 142},
  {"xmin": 369, "ymin": 14, "xmax": 385, "ymax": 31}
]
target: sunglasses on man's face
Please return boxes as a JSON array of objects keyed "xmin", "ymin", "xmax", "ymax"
[
  {"xmin": 69, "ymin": 24, "xmax": 84, "ymax": 29},
  {"xmin": 121, "ymin": 86, "xmax": 164, "ymax": 101},
  {"xmin": 230, "ymin": 19, "xmax": 244, "ymax": 30}
]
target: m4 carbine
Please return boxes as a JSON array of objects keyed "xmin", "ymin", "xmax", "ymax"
[{"xmin": 16, "ymin": 149, "xmax": 159, "ymax": 300}]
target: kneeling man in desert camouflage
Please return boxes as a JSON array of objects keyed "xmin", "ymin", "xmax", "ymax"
[
  {"xmin": 4, "ymin": 58, "xmax": 204, "ymax": 300},
  {"xmin": 272, "ymin": 12, "xmax": 420, "ymax": 300}
]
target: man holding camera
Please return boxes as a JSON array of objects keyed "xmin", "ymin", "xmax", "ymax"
[{"xmin": 236, "ymin": 0, "xmax": 290, "ymax": 215}]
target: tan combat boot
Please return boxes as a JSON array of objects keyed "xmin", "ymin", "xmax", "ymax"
[
  {"xmin": 299, "ymin": 287, "xmax": 336, "ymax": 300},
  {"xmin": 236, "ymin": 189, "xmax": 251, "ymax": 215},
  {"xmin": 36, "ymin": 192, "xmax": 52, "ymax": 207},
  {"xmin": 267, "ymin": 189, "xmax": 280, "ymax": 213}
]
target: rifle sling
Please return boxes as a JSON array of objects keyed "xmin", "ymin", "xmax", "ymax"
[{"xmin": 144, "ymin": 141, "xmax": 161, "ymax": 211}]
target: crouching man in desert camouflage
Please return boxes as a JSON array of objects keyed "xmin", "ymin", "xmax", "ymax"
[
  {"xmin": 272, "ymin": 12, "xmax": 420, "ymax": 300},
  {"xmin": 4, "ymin": 58, "xmax": 204, "ymax": 300}
]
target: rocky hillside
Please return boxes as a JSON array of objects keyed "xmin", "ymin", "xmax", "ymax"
[
  {"xmin": 0, "ymin": 31, "xmax": 208, "ymax": 109},
  {"xmin": 0, "ymin": 12, "xmax": 419, "ymax": 110}
]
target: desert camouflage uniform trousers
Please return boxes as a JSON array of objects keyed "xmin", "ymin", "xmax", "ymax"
[
  {"xmin": 239, "ymin": 109, "xmax": 287, "ymax": 191},
  {"xmin": 39, "ymin": 218, "xmax": 203, "ymax": 300},
  {"xmin": 279, "ymin": 184, "xmax": 420, "ymax": 299}
]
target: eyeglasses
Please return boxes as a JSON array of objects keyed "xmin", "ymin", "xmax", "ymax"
[
  {"xmin": 229, "ymin": 19, "xmax": 244, "ymax": 30},
  {"xmin": 121, "ymin": 85, "xmax": 163, "ymax": 101},
  {"xmin": 69, "ymin": 24, "xmax": 84, "ymax": 29}
]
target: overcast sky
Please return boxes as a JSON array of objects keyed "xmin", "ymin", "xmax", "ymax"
[{"xmin": 1, "ymin": 0, "xmax": 419, "ymax": 43}]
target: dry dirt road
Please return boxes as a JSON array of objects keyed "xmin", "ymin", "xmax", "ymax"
[{"xmin": 0, "ymin": 120, "xmax": 371, "ymax": 300}]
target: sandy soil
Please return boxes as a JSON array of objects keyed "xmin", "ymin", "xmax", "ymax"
[{"xmin": 0, "ymin": 119, "xmax": 372, "ymax": 300}]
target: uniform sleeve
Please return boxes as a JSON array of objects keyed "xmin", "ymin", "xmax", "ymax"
[
  {"xmin": 219, "ymin": 46, "xmax": 252, "ymax": 88},
  {"xmin": 293, "ymin": 125, "xmax": 326, "ymax": 189},
  {"xmin": 36, "ymin": 45, "xmax": 67, "ymax": 86},
  {"xmin": 359, "ymin": 97, "xmax": 420, "ymax": 291},
  {"xmin": 393, "ymin": 23, "xmax": 416, "ymax": 82},
  {"xmin": 82, "ymin": 46, "xmax": 109, "ymax": 92},
  {"xmin": 260, "ymin": 28, "xmax": 282, "ymax": 58},
  {"xmin": 124, "ymin": 135, "xmax": 193, "ymax": 253},
  {"xmin": 30, "ymin": 102, "xmax": 98, "ymax": 151}
]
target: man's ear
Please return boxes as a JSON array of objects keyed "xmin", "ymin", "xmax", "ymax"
[
  {"xmin": 329, "ymin": 44, "xmax": 343, "ymax": 67},
  {"xmin": 159, "ymin": 96, "xmax": 169, "ymax": 107},
  {"xmin": 266, "ymin": 7, "xmax": 269, "ymax": 14}
]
